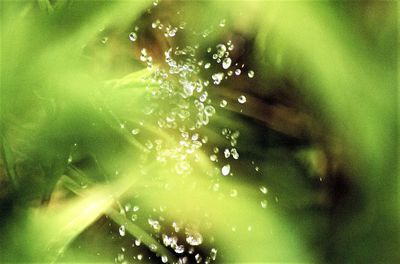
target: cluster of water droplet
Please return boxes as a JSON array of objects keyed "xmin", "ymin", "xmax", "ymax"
[{"xmin": 110, "ymin": 3, "xmax": 274, "ymax": 262}]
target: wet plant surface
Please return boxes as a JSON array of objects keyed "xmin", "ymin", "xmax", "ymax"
[{"xmin": 0, "ymin": 1, "xmax": 398, "ymax": 263}]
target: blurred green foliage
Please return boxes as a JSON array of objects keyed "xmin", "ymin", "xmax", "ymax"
[{"xmin": 0, "ymin": 0, "xmax": 398, "ymax": 263}]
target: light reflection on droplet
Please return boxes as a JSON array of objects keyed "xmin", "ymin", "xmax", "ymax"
[
  {"xmin": 222, "ymin": 57, "xmax": 232, "ymax": 69},
  {"xmin": 260, "ymin": 186, "xmax": 268, "ymax": 194},
  {"xmin": 261, "ymin": 199, "xmax": 268, "ymax": 208},
  {"xmin": 219, "ymin": 99, "xmax": 227, "ymax": 108},
  {"xmin": 248, "ymin": 70, "xmax": 255, "ymax": 78},
  {"xmin": 119, "ymin": 225, "xmax": 126, "ymax": 236},
  {"xmin": 131, "ymin": 128, "xmax": 140, "ymax": 135},
  {"xmin": 221, "ymin": 164, "xmax": 230, "ymax": 176},
  {"xmin": 129, "ymin": 32, "xmax": 137, "ymax": 42},
  {"xmin": 238, "ymin": 95, "xmax": 247, "ymax": 104}
]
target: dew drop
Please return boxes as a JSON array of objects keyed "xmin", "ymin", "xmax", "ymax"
[
  {"xmin": 172, "ymin": 221, "xmax": 181, "ymax": 232},
  {"xmin": 204, "ymin": 63, "xmax": 211, "ymax": 69},
  {"xmin": 210, "ymin": 248, "xmax": 218, "ymax": 260},
  {"xmin": 219, "ymin": 19, "xmax": 226, "ymax": 27},
  {"xmin": 231, "ymin": 148, "xmax": 239, "ymax": 159},
  {"xmin": 219, "ymin": 99, "xmax": 227, "ymax": 108},
  {"xmin": 224, "ymin": 148, "xmax": 230, "ymax": 158},
  {"xmin": 212, "ymin": 72, "xmax": 224, "ymax": 85},
  {"xmin": 222, "ymin": 57, "xmax": 232, "ymax": 69},
  {"xmin": 131, "ymin": 128, "xmax": 140, "ymax": 135},
  {"xmin": 215, "ymin": 44, "xmax": 227, "ymax": 58},
  {"xmin": 148, "ymin": 218, "xmax": 161, "ymax": 231},
  {"xmin": 119, "ymin": 225, "xmax": 126, "ymax": 236},
  {"xmin": 235, "ymin": 69, "xmax": 241, "ymax": 75},
  {"xmin": 150, "ymin": 244, "xmax": 158, "ymax": 251},
  {"xmin": 260, "ymin": 186, "xmax": 268, "ymax": 194},
  {"xmin": 204, "ymin": 105, "xmax": 216, "ymax": 116},
  {"xmin": 129, "ymin": 32, "xmax": 137, "ymax": 42},
  {"xmin": 131, "ymin": 214, "xmax": 138, "ymax": 221},
  {"xmin": 248, "ymin": 70, "xmax": 255, "ymax": 78},
  {"xmin": 195, "ymin": 253, "xmax": 202, "ymax": 263},
  {"xmin": 261, "ymin": 199, "xmax": 268, "ymax": 208},
  {"xmin": 186, "ymin": 232, "xmax": 203, "ymax": 246},
  {"xmin": 238, "ymin": 95, "xmax": 247, "ymax": 104},
  {"xmin": 221, "ymin": 164, "xmax": 230, "ymax": 176},
  {"xmin": 175, "ymin": 244, "xmax": 185, "ymax": 254},
  {"xmin": 101, "ymin": 37, "xmax": 108, "ymax": 44}
]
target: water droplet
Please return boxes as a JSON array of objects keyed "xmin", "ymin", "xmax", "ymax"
[
  {"xmin": 131, "ymin": 128, "xmax": 140, "ymax": 135},
  {"xmin": 152, "ymin": 19, "xmax": 160, "ymax": 28},
  {"xmin": 212, "ymin": 72, "xmax": 224, "ymax": 85},
  {"xmin": 129, "ymin": 32, "xmax": 137, "ymax": 42},
  {"xmin": 210, "ymin": 248, "xmax": 218, "ymax": 260},
  {"xmin": 259, "ymin": 186, "xmax": 268, "ymax": 194},
  {"xmin": 137, "ymin": 254, "xmax": 143, "ymax": 260},
  {"xmin": 199, "ymin": 93, "xmax": 208, "ymax": 102},
  {"xmin": 215, "ymin": 44, "xmax": 227, "ymax": 58},
  {"xmin": 135, "ymin": 238, "xmax": 141, "ymax": 246},
  {"xmin": 222, "ymin": 57, "xmax": 232, "ymax": 69},
  {"xmin": 219, "ymin": 19, "xmax": 226, "ymax": 27},
  {"xmin": 117, "ymin": 253, "xmax": 124, "ymax": 261},
  {"xmin": 230, "ymin": 189, "xmax": 238, "ymax": 197},
  {"xmin": 261, "ymin": 199, "xmax": 268, "ymax": 208},
  {"xmin": 175, "ymin": 244, "xmax": 185, "ymax": 254},
  {"xmin": 101, "ymin": 37, "xmax": 108, "ymax": 44},
  {"xmin": 172, "ymin": 221, "xmax": 181, "ymax": 232},
  {"xmin": 148, "ymin": 218, "xmax": 161, "ymax": 231},
  {"xmin": 224, "ymin": 148, "xmax": 230, "ymax": 158},
  {"xmin": 131, "ymin": 214, "xmax": 138, "ymax": 221},
  {"xmin": 149, "ymin": 244, "xmax": 158, "ymax": 251},
  {"xmin": 204, "ymin": 105, "xmax": 215, "ymax": 116},
  {"xmin": 235, "ymin": 69, "xmax": 241, "ymax": 75},
  {"xmin": 219, "ymin": 99, "xmax": 227, "ymax": 108},
  {"xmin": 231, "ymin": 148, "xmax": 239, "ymax": 159},
  {"xmin": 248, "ymin": 70, "xmax": 255, "ymax": 78},
  {"xmin": 195, "ymin": 253, "xmax": 202, "ymax": 263},
  {"xmin": 238, "ymin": 95, "xmax": 247, "ymax": 104},
  {"xmin": 119, "ymin": 225, "xmax": 126, "ymax": 236},
  {"xmin": 210, "ymin": 154, "xmax": 217, "ymax": 161},
  {"xmin": 204, "ymin": 63, "xmax": 211, "ymax": 69},
  {"xmin": 188, "ymin": 247, "xmax": 195, "ymax": 254},
  {"xmin": 221, "ymin": 164, "xmax": 230, "ymax": 176},
  {"xmin": 161, "ymin": 255, "xmax": 168, "ymax": 263},
  {"xmin": 186, "ymin": 232, "xmax": 203, "ymax": 246}
]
